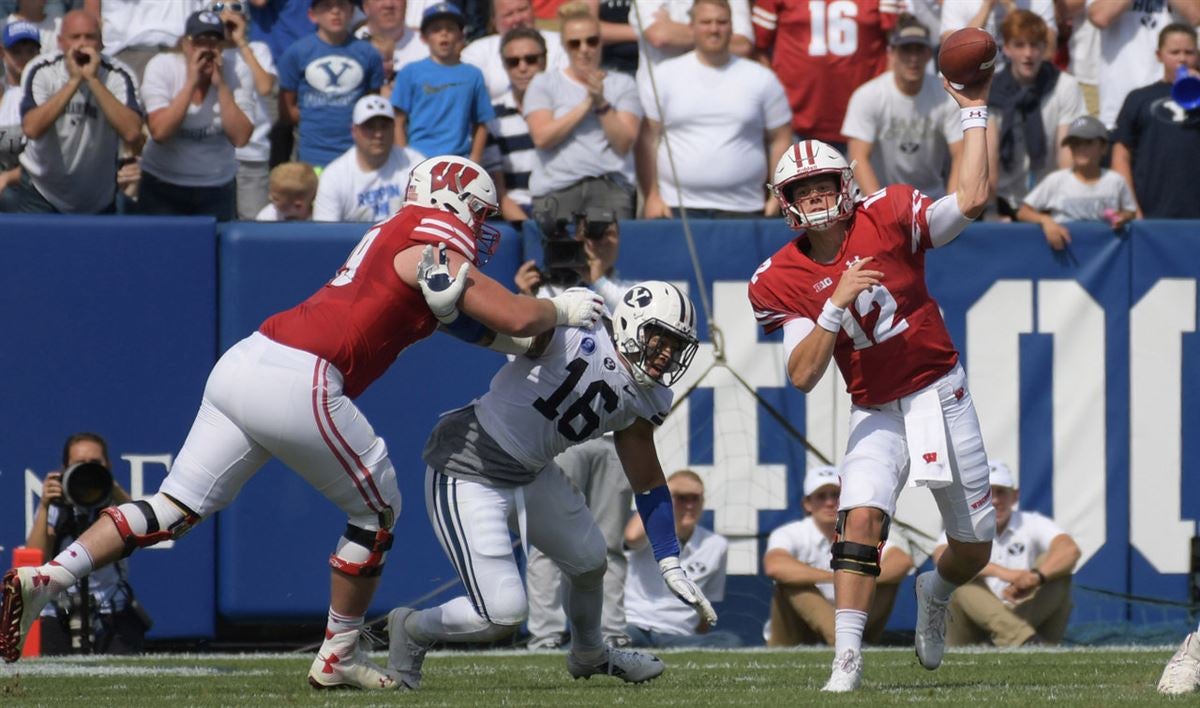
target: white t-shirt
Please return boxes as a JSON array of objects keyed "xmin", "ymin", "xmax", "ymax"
[
  {"xmin": 1023, "ymin": 167, "xmax": 1136, "ymax": 223},
  {"xmin": 993, "ymin": 71, "xmax": 1085, "ymax": 207},
  {"xmin": 940, "ymin": 0, "xmax": 1057, "ymax": 69},
  {"xmin": 232, "ymin": 42, "xmax": 276, "ymax": 164},
  {"xmin": 99, "ymin": 0, "xmax": 207, "ymax": 54},
  {"xmin": 629, "ymin": 0, "xmax": 753, "ymax": 87},
  {"xmin": 1088, "ymin": 0, "xmax": 1175, "ymax": 128},
  {"xmin": 1067, "ymin": 4, "xmax": 1099, "ymax": 85},
  {"xmin": 625, "ymin": 525, "xmax": 727, "ymax": 635},
  {"xmin": 766, "ymin": 517, "xmax": 908, "ymax": 603},
  {"xmin": 462, "ymin": 30, "xmax": 568, "ymax": 100},
  {"xmin": 4, "ymin": 13, "xmax": 61, "ymax": 49},
  {"xmin": 353, "ymin": 24, "xmax": 430, "ymax": 75},
  {"xmin": 0, "ymin": 85, "xmax": 23, "ymax": 171},
  {"xmin": 255, "ymin": 202, "xmax": 279, "ymax": 221},
  {"xmin": 313, "ymin": 144, "xmax": 425, "ymax": 222},
  {"xmin": 140, "ymin": 52, "xmax": 258, "ymax": 187},
  {"xmin": 18, "ymin": 51, "xmax": 141, "ymax": 213},
  {"xmin": 641, "ymin": 51, "xmax": 789, "ymax": 212},
  {"xmin": 841, "ymin": 71, "xmax": 963, "ymax": 199},
  {"xmin": 937, "ymin": 510, "xmax": 1067, "ymax": 600}
]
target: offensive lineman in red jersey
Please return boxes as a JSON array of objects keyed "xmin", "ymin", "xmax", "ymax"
[
  {"xmin": 748, "ymin": 77, "xmax": 996, "ymax": 691},
  {"xmin": 0, "ymin": 156, "xmax": 606, "ymax": 689},
  {"xmin": 751, "ymin": 0, "xmax": 899, "ymax": 145}
]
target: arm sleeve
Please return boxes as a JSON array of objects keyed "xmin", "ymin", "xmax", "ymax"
[
  {"xmin": 592, "ymin": 276, "xmax": 628, "ymax": 313},
  {"xmin": 1111, "ymin": 93, "xmax": 1139, "ymax": 150},
  {"xmin": 277, "ymin": 44, "xmax": 300, "ymax": 91},
  {"xmin": 522, "ymin": 73, "xmax": 553, "ymax": 116},
  {"xmin": 751, "ymin": 0, "xmax": 778, "ymax": 52},
  {"xmin": 926, "ymin": 192, "xmax": 973, "ymax": 248},
  {"xmin": 730, "ymin": 0, "xmax": 754, "ymax": 42},
  {"xmin": 611, "ymin": 74, "xmax": 642, "ymax": 117},
  {"xmin": 765, "ymin": 525, "xmax": 795, "ymax": 554},
  {"xmin": 105, "ymin": 59, "xmax": 142, "ymax": 113},
  {"xmin": 312, "ymin": 169, "xmax": 341, "ymax": 221},
  {"xmin": 471, "ymin": 71, "xmax": 496, "ymax": 123},
  {"xmin": 139, "ymin": 55, "xmax": 173, "ymax": 114},
  {"xmin": 390, "ymin": 65, "xmax": 414, "ymax": 112},
  {"xmin": 763, "ymin": 72, "xmax": 791, "ymax": 129},
  {"xmin": 364, "ymin": 45, "xmax": 384, "ymax": 91},
  {"xmin": 1022, "ymin": 173, "xmax": 1053, "ymax": 211},
  {"xmin": 1115, "ymin": 172, "xmax": 1137, "ymax": 211},
  {"xmin": 781, "ymin": 316, "xmax": 816, "ymax": 376}
]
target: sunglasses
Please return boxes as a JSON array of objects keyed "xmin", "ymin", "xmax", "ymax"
[
  {"xmin": 503, "ymin": 53, "xmax": 544, "ymax": 69},
  {"xmin": 209, "ymin": 1, "xmax": 246, "ymax": 13},
  {"xmin": 672, "ymin": 493, "xmax": 703, "ymax": 505},
  {"xmin": 565, "ymin": 35, "xmax": 600, "ymax": 50}
]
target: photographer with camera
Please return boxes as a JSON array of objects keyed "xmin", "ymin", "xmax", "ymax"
[
  {"xmin": 517, "ymin": 203, "xmax": 640, "ymax": 649},
  {"xmin": 25, "ymin": 433, "xmax": 149, "ymax": 655}
]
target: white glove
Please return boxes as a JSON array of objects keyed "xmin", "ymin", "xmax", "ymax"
[
  {"xmin": 417, "ymin": 243, "xmax": 469, "ymax": 324},
  {"xmin": 659, "ymin": 556, "xmax": 718, "ymax": 625},
  {"xmin": 550, "ymin": 287, "xmax": 605, "ymax": 327}
]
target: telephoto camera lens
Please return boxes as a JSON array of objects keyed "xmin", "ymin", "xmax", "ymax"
[{"xmin": 61, "ymin": 461, "xmax": 114, "ymax": 508}]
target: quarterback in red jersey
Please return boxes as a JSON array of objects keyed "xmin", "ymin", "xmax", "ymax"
[
  {"xmin": 751, "ymin": 0, "xmax": 898, "ymax": 143},
  {"xmin": 748, "ymin": 80, "xmax": 997, "ymax": 691},
  {"xmin": 0, "ymin": 157, "xmax": 605, "ymax": 689}
]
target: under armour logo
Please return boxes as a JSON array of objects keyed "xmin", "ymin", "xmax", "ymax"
[
  {"xmin": 923, "ymin": 452, "xmax": 938, "ymax": 464},
  {"xmin": 31, "ymin": 572, "xmax": 51, "ymax": 589},
  {"xmin": 319, "ymin": 651, "xmax": 340, "ymax": 674}
]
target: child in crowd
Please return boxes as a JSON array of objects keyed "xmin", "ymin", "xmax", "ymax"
[
  {"xmin": 1017, "ymin": 115, "xmax": 1136, "ymax": 251},
  {"xmin": 257, "ymin": 161, "xmax": 318, "ymax": 221},
  {"xmin": 390, "ymin": 2, "xmax": 493, "ymax": 162}
]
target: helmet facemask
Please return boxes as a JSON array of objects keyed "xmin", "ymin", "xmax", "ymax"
[
  {"xmin": 774, "ymin": 168, "xmax": 855, "ymax": 230},
  {"xmin": 621, "ymin": 321, "xmax": 699, "ymax": 388}
]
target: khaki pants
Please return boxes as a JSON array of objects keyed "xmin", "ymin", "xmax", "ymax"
[
  {"xmin": 766, "ymin": 581, "xmax": 900, "ymax": 647},
  {"xmin": 946, "ymin": 576, "xmax": 1073, "ymax": 647}
]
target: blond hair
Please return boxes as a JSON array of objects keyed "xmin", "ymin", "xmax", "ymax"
[
  {"xmin": 668, "ymin": 469, "xmax": 705, "ymax": 491},
  {"xmin": 269, "ymin": 162, "xmax": 318, "ymax": 198},
  {"xmin": 557, "ymin": 1, "xmax": 596, "ymax": 30}
]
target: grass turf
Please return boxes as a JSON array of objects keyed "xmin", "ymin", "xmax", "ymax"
[{"xmin": 0, "ymin": 646, "xmax": 1187, "ymax": 706}]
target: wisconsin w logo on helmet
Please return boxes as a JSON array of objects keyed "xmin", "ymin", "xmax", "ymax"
[
  {"xmin": 405, "ymin": 156, "xmax": 501, "ymax": 262},
  {"xmin": 429, "ymin": 161, "xmax": 480, "ymax": 193}
]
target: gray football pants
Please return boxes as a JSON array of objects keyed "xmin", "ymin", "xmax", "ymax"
[{"xmin": 526, "ymin": 436, "xmax": 632, "ymax": 644}]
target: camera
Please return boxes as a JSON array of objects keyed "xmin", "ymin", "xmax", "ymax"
[
  {"xmin": 58, "ymin": 462, "xmax": 114, "ymax": 510},
  {"xmin": 533, "ymin": 203, "xmax": 616, "ymax": 288}
]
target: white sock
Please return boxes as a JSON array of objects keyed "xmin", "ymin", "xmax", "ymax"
[
  {"xmin": 929, "ymin": 570, "xmax": 957, "ymax": 602},
  {"xmin": 45, "ymin": 542, "xmax": 94, "ymax": 591},
  {"xmin": 325, "ymin": 607, "xmax": 363, "ymax": 637},
  {"xmin": 834, "ymin": 609, "xmax": 868, "ymax": 656}
]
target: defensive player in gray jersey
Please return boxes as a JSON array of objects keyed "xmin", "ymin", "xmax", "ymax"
[{"xmin": 389, "ymin": 273, "xmax": 717, "ymax": 688}]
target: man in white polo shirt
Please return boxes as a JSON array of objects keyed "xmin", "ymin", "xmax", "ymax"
[
  {"xmin": 312, "ymin": 93, "xmax": 424, "ymax": 222},
  {"xmin": 932, "ymin": 461, "xmax": 1081, "ymax": 647},
  {"xmin": 763, "ymin": 465, "xmax": 913, "ymax": 646},
  {"xmin": 622, "ymin": 469, "xmax": 740, "ymax": 648},
  {"xmin": 0, "ymin": 9, "xmax": 141, "ymax": 214}
]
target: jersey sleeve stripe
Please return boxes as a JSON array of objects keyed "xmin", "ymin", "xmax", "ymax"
[
  {"xmin": 751, "ymin": 7, "xmax": 777, "ymax": 29},
  {"xmin": 421, "ymin": 216, "xmax": 471, "ymax": 242},
  {"xmin": 413, "ymin": 225, "xmax": 476, "ymax": 259},
  {"xmin": 910, "ymin": 188, "xmax": 923, "ymax": 254}
]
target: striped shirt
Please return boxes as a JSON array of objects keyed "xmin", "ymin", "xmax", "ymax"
[{"xmin": 482, "ymin": 89, "xmax": 536, "ymax": 211}]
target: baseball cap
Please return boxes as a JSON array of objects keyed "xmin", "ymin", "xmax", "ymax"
[
  {"xmin": 353, "ymin": 94, "xmax": 395, "ymax": 124},
  {"xmin": 1062, "ymin": 115, "xmax": 1109, "ymax": 144},
  {"xmin": 185, "ymin": 10, "xmax": 226, "ymax": 38},
  {"xmin": 2, "ymin": 20, "xmax": 41, "ymax": 49},
  {"xmin": 803, "ymin": 465, "xmax": 840, "ymax": 497},
  {"xmin": 988, "ymin": 461, "xmax": 1016, "ymax": 489},
  {"xmin": 421, "ymin": 2, "xmax": 465, "ymax": 32},
  {"xmin": 890, "ymin": 21, "xmax": 931, "ymax": 48}
]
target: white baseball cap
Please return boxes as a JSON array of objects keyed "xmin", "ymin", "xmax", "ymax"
[
  {"xmin": 988, "ymin": 461, "xmax": 1016, "ymax": 489},
  {"xmin": 803, "ymin": 465, "xmax": 840, "ymax": 497},
  {"xmin": 353, "ymin": 95, "xmax": 395, "ymax": 125}
]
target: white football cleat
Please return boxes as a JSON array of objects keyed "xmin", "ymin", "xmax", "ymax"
[
  {"xmin": 1158, "ymin": 632, "xmax": 1200, "ymax": 695},
  {"xmin": 567, "ymin": 646, "xmax": 664, "ymax": 684},
  {"xmin": 307, "ymin": 628, "xmax": 398, "ymax": 690},
  {"xmin": 914, "ymin": 570, "xmax": 950, "ymax": 671},
  {"xmin": 1, "ymin": 567, "xmax": 59, "ymax": 663},
  {"xmin": 386, "ymin": 607, "xmax": 430, "ymax": 690},
  {"xmin": 821, "ymin": 649, "xmax": 864, "ymax": 693}
]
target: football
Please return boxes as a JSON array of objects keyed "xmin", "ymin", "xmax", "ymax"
[{"xmin": 938, "ymin": 27, "xmax": 997, "ymax": 88}]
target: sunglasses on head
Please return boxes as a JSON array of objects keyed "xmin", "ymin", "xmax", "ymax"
[
  {"xmin": 565, "ymin": 35, "xmax": 600, "ymax": 50},
  {"xmin": 503, "ymin": 52, "xmax": 544, "ymax": 68},
  {"xmin": 210, "ymin": 1, "xmax": 246, "ymax": 14}
]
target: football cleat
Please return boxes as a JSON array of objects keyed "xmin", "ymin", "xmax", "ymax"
[
  {"xmin": 914, "ymin": 570, "xmax": 950, "ymax": 671},
  {"xmin": 567, "ymin": 646, "xmax": 664, "ymax": 684},
  {"xmin": 307, "ymin": 628, "xmax": 398, "ymax": 690},
  {"xmin": 1, "ymin": 567, "xmax": 59, "ymax": 663},
  {"xmin": 821, "ymin": 649, "xmax": 864, "ymax": 693},
  {"xmin": 1158, "ymin": 632, "xmax": 1200, "ymax": 695},
  {"xmin": 386, "ymin": 607, "xmax": 430, "ymax": 690}
]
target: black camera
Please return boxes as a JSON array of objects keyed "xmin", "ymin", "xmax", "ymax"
[
  {"xmin": 533, "ymin": 204, "xmax": 617, "ymax": 288},
  {"xmin": 58, "ymin": 462, "xmax": 114, "ymax": 510}
]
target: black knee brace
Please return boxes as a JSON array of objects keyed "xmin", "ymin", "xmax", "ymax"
[{"xmin": 830, "ymin": 509, "xmax": 890, "ymax": 577}]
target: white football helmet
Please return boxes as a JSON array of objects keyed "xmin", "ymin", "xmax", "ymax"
[
  {"xmin": 612, "ymin": 281, "xmax": 699, "ymax": 388},
  {"xmin": 405, "ymin": 155, "xmax": 501, "ymax": 264},
  {"xmin": 770, "ymin": 140, "xmax": 858, "ymax": 230}
]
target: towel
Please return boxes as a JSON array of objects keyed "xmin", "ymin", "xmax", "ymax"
[{"xmin": 904, "ymin": 385, "xmax": 952, "ymax": 489}]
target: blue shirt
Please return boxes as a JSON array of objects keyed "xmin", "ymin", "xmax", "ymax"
[
  {"xmin": 278, "ymin": 33, "xmax": 384, "ymax": 167},
  {"xmin": 391, "ymin": 59, "xmax": 494, "ymax": 158},
  {"xmin": 249, "ymin": 0, "xmax": 316, "ymax": 67}
]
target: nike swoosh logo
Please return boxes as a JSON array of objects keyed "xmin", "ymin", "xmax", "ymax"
[{"xmin": 422, "ymin": 82, "xmax": 460, "ymax": 95}]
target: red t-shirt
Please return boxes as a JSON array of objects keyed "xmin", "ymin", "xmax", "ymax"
[
  {"xmin": 260, "ymin": 206, "xmax": 476, "ymax": 399},
  {"xmin": 748, "ymin": 185, "xmax": 958, "ymax": 406},
  {"xmin": 752, "ymin": 0, "xmax": 896, "ymax": 142}
]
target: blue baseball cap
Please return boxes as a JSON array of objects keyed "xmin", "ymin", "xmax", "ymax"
[
  {"xmin": 420, "ymin": 2, "xmax": 465, "ymax": 32},
  {"xmin": 3, "ymin": 20, "xmax": 41, "ymax": 49}
]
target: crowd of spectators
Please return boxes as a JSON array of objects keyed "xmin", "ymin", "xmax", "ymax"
[{"xmin": 0, "ymin": 0, "xmax": 1197, "ymax": 230}]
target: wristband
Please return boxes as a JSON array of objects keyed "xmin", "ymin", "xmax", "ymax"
[
  {"xmin": 961, "ymin": 106, "xmax": 988, "ymax": 131},
  {"xmin": 816, "ymin": 299, "xmax": 845, "ymax": 334},
  {"xmin": 634, "ymin": 485, "xmax": 681, "ymax": 561},
  {"xmin": 1032, "ymin": 568, "xmax": 1046, "ymax": 585},
  {"xmin": 593, "ymin": 102, "xmax": 612, "ymax": 116}
]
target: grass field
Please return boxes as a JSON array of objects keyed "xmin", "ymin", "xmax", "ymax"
[{"xmin": 0, "ymin": 646, "xmax": 1188, "ymax": 706}]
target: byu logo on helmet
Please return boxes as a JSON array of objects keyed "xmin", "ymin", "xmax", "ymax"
[
  {"xmin": 304, "ymin": 56, "xmax": 366, "ymax": 95},
  {"xmin": 625, "ymin": 286, "xmax": 653, "ymax": 308}
]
